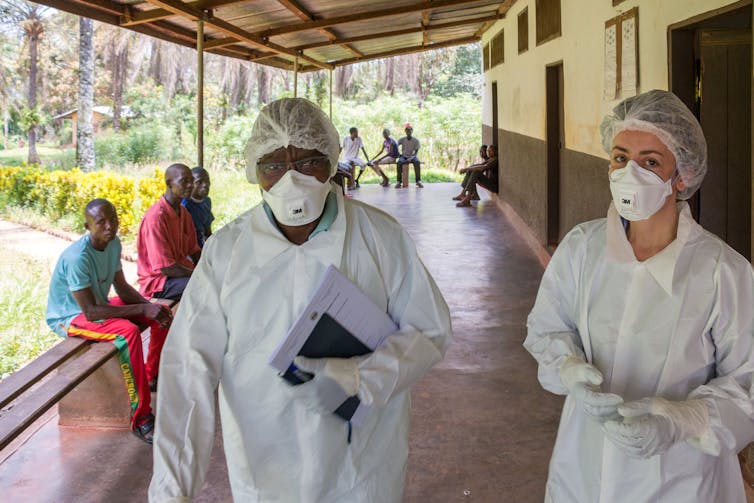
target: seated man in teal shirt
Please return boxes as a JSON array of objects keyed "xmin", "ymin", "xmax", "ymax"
[{"xmin": 46, "ymin": 198, "xmax": 173, "ymax": 443}]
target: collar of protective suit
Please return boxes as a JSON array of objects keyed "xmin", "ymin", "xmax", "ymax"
[
  {"xmin": 606, "ymin": 201, "xmax": 694, "ymax": 296},
  {"xmin": 247, "ymin": 184, "xmax": 346, "ymax": 268}
]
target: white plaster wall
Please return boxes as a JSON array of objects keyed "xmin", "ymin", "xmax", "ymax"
[{"xmin": 481, "ymin": 0, "xmax": 745, "ymax": 158}]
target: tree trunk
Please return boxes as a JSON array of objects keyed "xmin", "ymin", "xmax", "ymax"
[
  {"xmin": 257, "ymin": 66, "xmax": 269, "ymax": 105},
  {"xmin": 77, "ymin": 17, "xmax": 95, "ymax": 171},
  {"xmin": 385, "ymin": 58, "xmax": 395, "ymax": 96},
  {"xmin": 27, "ymin": 29, "xmax": 40, "ymax": 164},
  {"xmin": 112, "ymin": 41, "xmax": 127, "ymax": 131},
  {"xmin": 2, "ymin": 97, "xmax": 7, "ymax": 151}
]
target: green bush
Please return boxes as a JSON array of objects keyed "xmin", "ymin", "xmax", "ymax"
[
  {"xmin": 205, "ymin": 113, "xmax": 258, "ymax": 171},
  {"xmin": 95, "ymin": 124, "xmax": 171, "ymax": 167}
]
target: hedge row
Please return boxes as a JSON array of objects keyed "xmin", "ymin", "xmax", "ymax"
[{"xmin": 0, "ymin": 166, "xmax": 164, "ymax": 235}]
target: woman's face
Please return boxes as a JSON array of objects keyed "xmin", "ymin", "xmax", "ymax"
[{"xmin": 609, "ymin": 130, "xmax": 683, "ymax": 190}]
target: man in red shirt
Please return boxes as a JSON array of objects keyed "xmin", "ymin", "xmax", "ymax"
[{"xmin": 137, "ymin": 163, "xmax": 201, "ymax": 301}]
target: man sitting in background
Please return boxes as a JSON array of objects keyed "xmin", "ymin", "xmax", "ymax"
[
  {"xmin": 340, "ymin": 127, "xmax": 370, "ymax": 189},
  {"xmin": 181, "ymin": 166, "xmax": 214, "ymax": 248},
  {"xmin": 396, "ymin": 124, "xmax": 423, "ymax": 188},
  {"xmin": 137, "ymin": 163, "xmax": 201, "ymax": 301},
  {"xmin": 454, "ymin": 144, "xmax": 499, "ymax": 207},
  {"xmin": 46, "ymin": 198, "xmax": 173, "ymax": 444},
  {"xmin": 364, "ymin": 128, "xmax": 395, "ymax": 187}
]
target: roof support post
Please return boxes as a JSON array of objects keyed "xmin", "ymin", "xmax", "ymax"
[
  {"xmin": 293, "ymin": 55, "xmax": 299, "ymax": 97},
  {"xmin": 329, "ymin": 68, "xmax": 333, "ymax": 119},
  {"xmin": 197, "ymin": 19, "xmax": 205, "ymax": 167}
]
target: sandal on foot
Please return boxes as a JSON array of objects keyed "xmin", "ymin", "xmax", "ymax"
[{"xmin": 133, "ymin": 414, "xmax": 155, "ymax": 445}]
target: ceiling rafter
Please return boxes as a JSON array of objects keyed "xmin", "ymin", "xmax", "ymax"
[
  {"xmin": 256, "ymin": 0, "xmax": 493, "ymax": 39},
  {"xmin": 120, "ymin": 0, "xmax": 245, "ymax": 26},
  {"xmin": 275, "ymin": 1, "xmax": 364, "ymax": 58},
  {"xmin": 422, "ymin": 11, "xmax": 430, "ymax": 45},
  {"xmin": 143, "ymin": 0, "xmax": 332, "ymax": 69},
  {"xmin": 292, "ymin": 14, "xmax": 500, "ymax": 52},
  {"xmin": 333, "ymin": 35, "xmax": 480, "ymax": 67},
  {"xmin": 475, "ymin": 0, "xmax": 516, "ymax": 37}
]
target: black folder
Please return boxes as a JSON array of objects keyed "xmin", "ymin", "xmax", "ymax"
[{"xmin": 281, "ymin": 312, "xmax": 372, "ymax": 421}]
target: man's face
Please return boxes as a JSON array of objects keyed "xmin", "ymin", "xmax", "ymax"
[
  {"xmin": 382, "ymin": 130, "xmax": 390, "ymax": 140},
  {"xmin": 167, "ymin": 165, "xmax": 194, "ymax": 200},
  {"xmin": 85, "ymin": 203, "xmax": 119, "ymax": 246},
  {"xmin": 480, "ymin": 146, "xmax": 488, "ymax": 158},
  {"xmin": 256, "ymin": 145, "xmax": 331, "ymax": 192},
  {"xmin": 405, "ymin": 128, "xmax": 413, "ymax": 138},
  {"xmin": 350, "ymin": 129, "xmax": 358, "ymax": 139},
  {"xmin": 487, "ymin": 146, "xmax": 497, "ymax": 158},
  {"xmin": 192, "ymin": 173, "xmax": 210, "ymax": 200}
]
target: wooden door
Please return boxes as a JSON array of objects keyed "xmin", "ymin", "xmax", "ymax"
[{"xmin": 698, "ymin": 28, "xmax": 752, "ymax": 259}]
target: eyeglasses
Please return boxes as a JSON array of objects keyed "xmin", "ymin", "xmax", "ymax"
[{"xmin": 257, "ymin": 156, "xmax": 330, "ymax": 177}]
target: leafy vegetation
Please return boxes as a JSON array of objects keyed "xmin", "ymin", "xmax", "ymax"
[{"xmin": 0, "ymin": 240, "xmax": 58, "ymax": 376}]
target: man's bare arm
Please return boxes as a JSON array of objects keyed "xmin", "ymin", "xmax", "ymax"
[{"xmin": 72, "ymin": 286, "xmax": 171, "ymax": 326}]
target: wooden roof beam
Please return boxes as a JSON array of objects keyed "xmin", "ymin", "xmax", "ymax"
[
  {"xmin": 344, "ymin": 44, "xmax": 364, "ymax": 57},
  {"xmin": 141, "ymin": 0, "xmax": 332, "ymax": 69},
  {"xmin": 121, "ymin": 0, "xmax": 246, "ymax": 26},
  {"xmin": 422, "ymin": 11, "xmax": 430, "ymax": 45},
  {"xmin": 257, "ymin": 0, "xmax": 493, "ymax": 38},
  {"xmin": 475, "ymin": 0, "xmax": 517, "ymax": 37},
  {"xmin": 294, "ymin": 13, "xmax": 500, "ymax": 52},
  {"xmin": 204, "ymin": 37, "xmax": 238, "ymax": 49},
  {"xmin": 143, "ymin": 0, "xmax": 207, "ymax": 22},
  {"xmin": 333, "ymin": 36, "xmax": 480, "ymax": 67},
  {"xmin": 208, "ymin": 16, "xmax": 332, "ymax": 69}
]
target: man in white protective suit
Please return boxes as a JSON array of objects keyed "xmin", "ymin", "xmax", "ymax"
[
  {"xmin": 524, "ymin": 89, "xmax": 754, "ymax": 502},
  {"xmin": 148, "ymin": 97, "xmax": 452, "ymax": 502}
]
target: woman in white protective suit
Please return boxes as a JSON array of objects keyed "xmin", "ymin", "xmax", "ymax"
[
  {"xmin": 148, "ymin": 98, "xmax": 452, "ymax": 502},
  {"xmin": 524, "ymin": 89, "xmax": 754, "ymax": 502}
]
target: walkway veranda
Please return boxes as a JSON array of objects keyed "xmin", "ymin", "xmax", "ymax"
[{"xmin": 0, "ymin": 183, "xmax": 562, "ymax": 502}]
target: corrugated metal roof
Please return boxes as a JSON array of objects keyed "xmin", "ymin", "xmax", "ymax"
[{"xmin": 39, "ymin": 0, "xmax": 516, "ymax": 71}]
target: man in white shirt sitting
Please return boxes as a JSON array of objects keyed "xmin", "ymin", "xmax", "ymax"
[{"xmin": 340, "ymin": 127, "xmax": 370, "ymax": 189}]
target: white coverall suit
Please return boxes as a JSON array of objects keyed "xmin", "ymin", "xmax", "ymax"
[
  {"xmin": 525, "ymin": 202, "xmax": 754, "ymax": 503},
  {"xmin": 149, "ymin": 187, "xmax": 452, "ymax": 502}
]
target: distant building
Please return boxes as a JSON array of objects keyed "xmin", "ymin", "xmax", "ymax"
[{"xmin": 52, "ymin": 106, "xmax": 135, "ymax": 146}]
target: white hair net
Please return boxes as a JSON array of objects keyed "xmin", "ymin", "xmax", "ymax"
[
  {"xmin": 244, "ymin": 97, "xmax": 339, "ymax": 184},
  {"xmin": 600, "ymin": 89, "xmax": 708, "ymax": 200}
]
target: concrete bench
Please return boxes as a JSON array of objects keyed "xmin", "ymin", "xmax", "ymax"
[{"xmin": 0, "ymin": 298, "xmax": 177, "ymax": 448}]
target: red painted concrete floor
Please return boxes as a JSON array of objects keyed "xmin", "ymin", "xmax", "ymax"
[{"xmin": 0, "ymin": 183, "xmax": 563, "ymax": 502}]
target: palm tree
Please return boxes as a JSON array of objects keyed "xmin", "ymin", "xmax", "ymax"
[
  {"xmin": 0, "ymin": 0, "xmax": 48, "ymax": 164},
  {"xmin": 77, "ymin": 16, "xmax": 94, "ymax": 170}
]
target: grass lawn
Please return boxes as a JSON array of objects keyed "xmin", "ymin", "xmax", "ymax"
[
  {"xmin": 0, "ymin": 144, "xmax": 75, "ymax": 168},
  {"xmin": 0, "ymin": 241, "xmax": 59, "ymax": 376}
]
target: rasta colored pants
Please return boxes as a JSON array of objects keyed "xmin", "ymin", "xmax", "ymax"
[{"xmin": 66, "ymin": 297, "xmax": 169, "ymax": 428}]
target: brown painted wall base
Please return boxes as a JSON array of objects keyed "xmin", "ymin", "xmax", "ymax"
[{"xmin": 483, "ymin": 125, "xmax": 611, "ymax": 245}]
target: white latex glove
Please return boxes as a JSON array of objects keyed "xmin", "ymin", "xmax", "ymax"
[
  {"xmin": 283, "ymin": 356, "xmax": 362, "ymax": 415},
  {"xmin": 602, "ymin": 397, "xmax": 710, "ymax": 459},
  {"xmin": 294, "ymin": 356, "xmax": 361, "ymax": 396},
  {"xmin": 559, "ymin": 356, "xmax": 624, "ymax": 422}
]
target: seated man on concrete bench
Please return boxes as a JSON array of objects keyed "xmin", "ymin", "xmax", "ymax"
[{"xmin": 45, "ymin": 198, "xmax": 173, "ymax": 444}]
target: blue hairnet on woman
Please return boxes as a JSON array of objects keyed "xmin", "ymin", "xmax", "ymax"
[{"xmin": 525, "ymin": 89, "xmax": 754, "ymax": 502}]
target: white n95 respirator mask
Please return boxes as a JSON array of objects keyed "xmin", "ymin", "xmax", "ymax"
[
  {"xmin": 262, "ymin": 169, "xmax": 331, "ymax": 226},
  {"xmin": 609, "ymin": 160, "xmax": 676, "ymax": 221}
]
